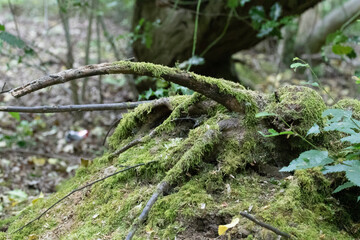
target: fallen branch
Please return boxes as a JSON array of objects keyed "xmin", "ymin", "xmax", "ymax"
[
  {"xmin": 0, "ymin": 101, "xmax": 154, "ymax": 113},
  {"xmin": 126, "ymin": 181, "xmax": 170, "ymax": 240},
  {"xmin": 240, "ymin": 211, "xmax": 291, "ymax": 239},
  {"xmin": 0, "ymin": 149, "xmax": 79, "ymax": 162},
  {"xmin": 13, "ymin": 161, "xmax": 156, "ymax": 234},
  {"xmin": 10, "ymin": 61, "xmax": 248, "ymax": 113}
]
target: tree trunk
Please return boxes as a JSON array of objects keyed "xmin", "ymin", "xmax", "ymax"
[
  {"xmin": 295, "ymin": 0, "xmax": 360, "ymax": 54},
  {"xmin": 132, "ymin": 0, "xmax": 321, "ymax": 78}
]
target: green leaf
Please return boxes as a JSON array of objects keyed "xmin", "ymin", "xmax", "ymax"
[
  {"xmin": 333, "ymin": 181, "xmax": 355, "ymax": 193},
  {"xmin": 249, "ymin": 6, "xmax": 265, "ymax": 29},
  {"xmin": 0, "ymin": 24, "xmax": 4, "ymax": 31},
  {"xmin": 290, "ymin": 62, "xmax": 309, "ymax": 72},
  {"xmin": 326, "ymin": 31, "xmax": 348, "ymax": 45},
  {"xmin": 322, "ymin": 109, "xmax": 352, "ymax": 123},
  {"xmin": 9, "ymin": 112, "xmax": 20, "ymax": 121},
  {"xmin": 280, "ymin": 150, "xmax": 333, "ymax": 172},
  {"xmin": 240, "ymin": 0, "xmax": 251, "ymax": 6},
  {"xmin": 358, "ymin": 196, "xmax": 360, "ymax": 202},
  {"xmin": 346, "ymin": 49, "xmax": 357, "ymax": 59},
  {"xmin": 345, "ymin": 161, "xmax": 360, "ymax": 186},
  {"xmin": 270, "ymin": 3, "xmax": 282, "ymax": 21},
  {"xmin": 255, "ymin": 111, "xmax": 277, "ymax": 118},
  {"xmin": 300, "ymin": 81, "xmax": 319, "ymax": 88},
  {"xmin": 0, "ymin": 31, "xmax": 25, "ymax": 49},
  {"xmin": 341, "ymin": 134, "xmax": 360, "ymax": 144},
  {"xmin": 332, "ymin": 45, "xmax": 353, "ymax": 55},
  {"xmin": 306, "ymin": 123, "xmax": 320, "ymax": 136},
  {"xmin": 227, "ymin": 0, "xmax": 238, "ymax": 8},
  {"xmin": 7, "ymin": 189, "xmax": 28, "ymax": 202},
  {"xmin": 258, "ymin": 129, "xmax": 294, "ymax": 138}
]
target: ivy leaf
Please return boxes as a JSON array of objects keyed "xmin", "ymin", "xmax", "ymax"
[
  {"xmin": 333, "ymin": 181, "xmax": 355, "ymax": 193},
  {"xmin": 280, "ymin": 150, "xmax": 334, "ymax": 172},
  {"xmin": 270, "ymin": 3, "xmax": 282, "ymax": 21},
  {"xmin": 332, "ymin": 45, "xmax": 354, "ymax": 55},
  {"xmin": 0, "ymin": 24, "xmax": 4, "ymax": 31},
  {"xmin": 306, "ymin": 123, "xmax": 320, "ymax": 136},
  {"xmin": 290, "ymin": 62, "xmax": 309, "ymax": 72},
  {"xmin": 255, "ymin": 111, "xmax": 277, "ymax": 118}
]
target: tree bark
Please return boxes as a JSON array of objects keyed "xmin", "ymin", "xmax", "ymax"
[
  {"xmin": 295, "ymin": 0, "xmax": 360, "ymax": 53},
  {"xmin": 132, "ymin": 0, "xmax": 321, "ymax": 77}
]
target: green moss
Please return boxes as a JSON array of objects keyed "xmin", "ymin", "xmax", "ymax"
[
  {"xmin": 259, "ymin": 170, "xmax": 352, "ymax": 239},
  {"xmin": 155, "ymin": 93, "xmax": 203, "ymax": 133},
  {"xmin": 334, "ymin": 98, "xmax": 360, "ymax": 119},
  {"xmin": 164, "ymin": 116, "xmax": 221, "ymax": 184},
  {"xmin": 266, "ymin": 86, "xmax": 326, "ymax": 135},
  {"xmin": 218, "ymin": 138, "xmax": 256, "ymax": 175},
  {"xmin": 108, "ymin": 102, "xmax": 154, "ymax": 150}
]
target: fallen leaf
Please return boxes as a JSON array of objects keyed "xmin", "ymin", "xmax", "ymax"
[
  {"xmin": 218, "ymin": 217, "xmax": 240, "ymax": 236},
  {"xmin": 32, "ymin": 192, "xmax": 44, "ymax": 205}
]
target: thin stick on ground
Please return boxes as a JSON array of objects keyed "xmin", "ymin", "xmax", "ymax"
[
  {"xmin": 0, "ymin": 101, "xmax": 154, "ymax": 113},
  {"xmin": 13, "ymin": 161, "xmax": 156, "ymax": 234},
  {"xmin": 125, "ymin": 181, "xmax": 170, "ymax": 240},
  {"xmin": 240, "ymin": 211, "xmax": 291, "ymax": 238}
]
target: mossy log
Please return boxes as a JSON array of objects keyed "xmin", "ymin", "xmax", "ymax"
[{"xmin": 1, "ymin": 61, "xmax": 360, "ymax": 239}]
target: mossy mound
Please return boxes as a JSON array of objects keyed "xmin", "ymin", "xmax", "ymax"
[{"xmin": 2, "ymin": 88, "xmax": 358, "ymax": 239}]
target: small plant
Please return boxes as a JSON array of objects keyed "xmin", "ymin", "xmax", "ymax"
[{"xmin": 257, "ymin": 58, "xmax": 360, "ymax": 201}]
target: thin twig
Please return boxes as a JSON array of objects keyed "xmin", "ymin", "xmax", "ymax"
[
  {"xmin": 13, "ymin": 161, "xmax": 156, "ymax": 234},
  {"xmin": 0, "ymin": 101, "xmax": 154, "ymax": 113},
  {"xmin": 0, "ymin": 148, "xmax": 79, "ymax": 162},
  {"xmin": 125, "ymin": 181, "xmax": 170, "ymax": 240},
  {"xmin": 240, "ymin": 211, "xmax": 291, "ymax": 238},
  {"xmin": 108, "ymin": 129, "xmax": 156, "ymax": 160},
  {"xmin": 103, "ymin": 117, "xmax": 122, "ymax": 146}
]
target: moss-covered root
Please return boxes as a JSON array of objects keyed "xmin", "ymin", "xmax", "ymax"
[
  {"xmin": 164, "ymin": 120, "xmax": 221, "ymax": 184},
  {"xmin": 109, "ymin": 98, "xmax": 173, "ymax": 149},
  {"xmin": 126, "ymin": 181, "xmax": 170, "ymax": 240}
]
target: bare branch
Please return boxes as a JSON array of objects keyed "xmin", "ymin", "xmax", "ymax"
[
  {"xmin": 0, "ymin": 100, "xmax": 155, "ymax": 113},
  {"xmin": 240, "ymin": 211, "xmax": 291, "ymax": 238},
  {"xmin": 11, "ymin": 61, "xmax": 247, "ymax": 113}
]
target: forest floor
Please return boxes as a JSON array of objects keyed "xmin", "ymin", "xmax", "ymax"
[{"xmin": 0, "ymin": 5, "xmax": 359, "ymax": 231}]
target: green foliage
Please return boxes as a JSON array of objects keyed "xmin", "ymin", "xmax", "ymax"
[
  {"xmin": 324, "ymin": 30, "xmax": 357, "ymax": 59},
  {"xmin": 249, "ymin": 3, "xmax": 292, "ymax": 38},
  {"xmin": 0, "ymin": 117, "xmax": 46, "ymax": 148},
  {"xmin": 280, "ymin": 107, "xmax": 360, "ymax": 199},
  {"xmin": 119, "ymin": 18, "xmax": 159, "ymax": 49}
]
